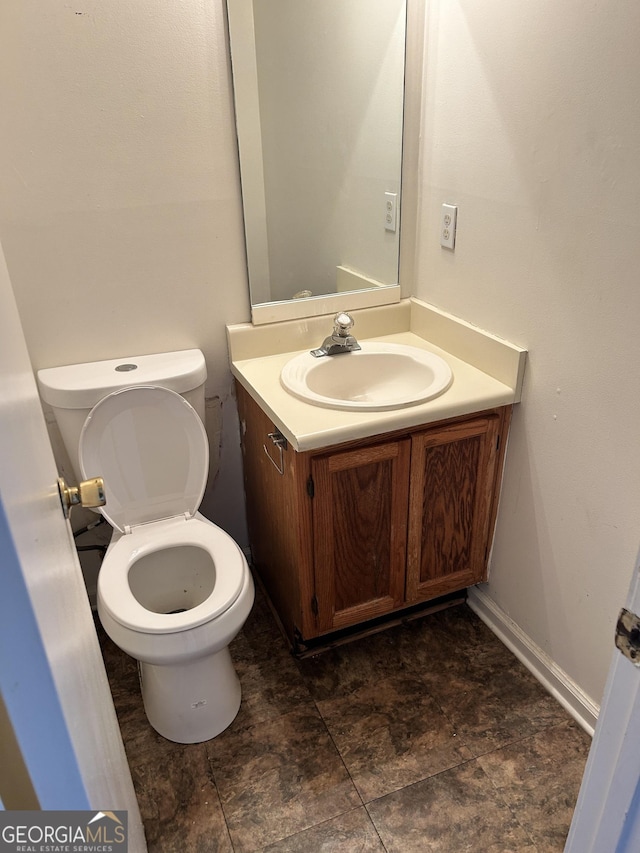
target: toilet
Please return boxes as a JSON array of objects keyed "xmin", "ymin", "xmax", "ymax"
[{"xmin": 37, "ymin": 349, "xmax": 254, "ymax": 744}]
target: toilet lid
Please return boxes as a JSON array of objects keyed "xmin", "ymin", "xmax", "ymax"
[{"xmin": 79, "ymin": 385, "xmax": 208, "ymax": 533}]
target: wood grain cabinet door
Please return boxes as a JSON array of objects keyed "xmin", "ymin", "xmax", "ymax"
[
  {"xmin": 406, "ymin": 415, "xmax": 501, "ymax": 602},
  {"xmin": 311, "ymin": 440, "xmax": 410, "ymax": 633}
]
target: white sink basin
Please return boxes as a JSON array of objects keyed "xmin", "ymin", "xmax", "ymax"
[{"xmin": 280, "ymin": 342, "xmax": 453, "ymax": 411}]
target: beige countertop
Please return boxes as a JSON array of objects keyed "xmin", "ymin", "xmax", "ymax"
[{"xmin": 227, "ymin": 298, "xmax": 527, "ymax": 452}]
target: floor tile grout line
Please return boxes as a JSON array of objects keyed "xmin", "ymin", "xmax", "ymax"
[
  {"xmin": 461, "ymin": 716, "xmax": 577, "ymax": 763},
  {"xmin": 311, "ymin": 695, "xmax": 367, "ymax": 808},
  {"xmin": 361, "ymin": 750, "xmax": 490, "ymax": 809},
  {"xmin": 304, "ymin": 696, "xmax": 392, "ymax": 850},
  {"xmin": 204, "ymin": 746, "xmax": 238, "ymax": 853},
  {"xmin": 481, "ymin": 774, "xmax": 540, "ymax": 852},
  {"xmin": 311, "ymin": 687, "xmax": 479, "ymax": 807},
  {"xmin": 419, "ymin": 658, "xmax": 574, "ymax": 766},
  {"xmin": 252, "ymin": 805, "xmax": 390, "ymax": 853},
  {"xmin": 361, "ymin": 752, "xmax": 538, "ymax": 851},
  {"xmin": 203, "ymin": 696, "xmax": 366, "ymax": 852},
  {"xmin": 298, "ymin": 643, "xmax": 560, "ymax": 814},
  {"xmin": 363, "ymin": 801, "xmax": 391, "ymax": 853}
]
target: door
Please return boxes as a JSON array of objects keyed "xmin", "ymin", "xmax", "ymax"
[
  {"xmin": 312, "ymin": 439, "xmax": 410, "ymax": 632},
  {"xmin": 564, "ymin": 547, "xmax": 640, "ymax": 852},
  {"xmin": 406, "ymin": 415, "xmax": 500, "ymax": 602},
  {"xmin": 0, "ymin": 241, "xmax": 145, "ymax": 847}
]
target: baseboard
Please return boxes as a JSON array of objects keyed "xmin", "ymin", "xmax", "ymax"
[{"xmin": 467, "ymin": 586, "xmax": 599, "ymax": 737}]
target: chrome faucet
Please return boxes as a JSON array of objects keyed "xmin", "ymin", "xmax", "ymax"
[{"xmin": 311, "ymin": 312, "xmax": 362, "ymax": 357}]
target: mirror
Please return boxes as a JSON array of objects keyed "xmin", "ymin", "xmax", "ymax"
[{"xmin": 227, "ymin": 0, "xmax": 407, "ymax": 323}]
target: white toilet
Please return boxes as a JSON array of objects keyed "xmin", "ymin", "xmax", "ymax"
[{"xmin": 38, "ymin": 349, "xmax": 254, "ymax": 744}]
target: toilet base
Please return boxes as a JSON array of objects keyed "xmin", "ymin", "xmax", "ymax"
[{"xmin": 138, "ymin": 647, "xmax": 242, "ymax": 743}]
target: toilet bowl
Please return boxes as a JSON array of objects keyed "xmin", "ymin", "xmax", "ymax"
[
  {"xmin": 37, "ymin": 350, "xmax": 254, "ymax": 743},
  {"xmin": 97, "ymin": 513, "xmax": 254, "ymax": 744}
]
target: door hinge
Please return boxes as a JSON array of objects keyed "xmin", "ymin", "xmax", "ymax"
[
  {"xmin": 615, "ymin": 608, "xmax": 640, "ymax": 666},
  {"xmin": 311, "ymin": 594, "xmax": 319, "ymax": 616},
  {"xmin": 307, "ymin": 475, "xmax": 315, "ymax": 498},
  {"xmin": 496, "ymin": 433, "xmax": 501, "ymax": 452}
]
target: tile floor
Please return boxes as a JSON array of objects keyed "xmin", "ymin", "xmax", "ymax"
[{"xmin": 98, "ymin": 589, "xmax": 591, "ymax": 853}]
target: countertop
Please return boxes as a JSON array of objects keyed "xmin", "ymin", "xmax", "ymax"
[{"xmin": 227, "ymin": 298, "xmax": 527, "ymax": 452}]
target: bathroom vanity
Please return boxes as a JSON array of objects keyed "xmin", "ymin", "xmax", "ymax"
[{"xmin": 228, "ymin": 299, "xmax": 526, "ymax": 652}]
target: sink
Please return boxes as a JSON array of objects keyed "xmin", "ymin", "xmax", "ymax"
[{"xmin": 280, "ymin": 342, "xmax": 453, "ymax": 411}]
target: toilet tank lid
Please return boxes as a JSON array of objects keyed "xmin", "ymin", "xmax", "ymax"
[{"xmin": 37, "ymin": 349, "xmax": 207, "ymax": 409}]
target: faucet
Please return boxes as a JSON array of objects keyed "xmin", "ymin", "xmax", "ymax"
[{"xmin": 311, "ymin": 312, "xmax": 362, "ymax": 357}]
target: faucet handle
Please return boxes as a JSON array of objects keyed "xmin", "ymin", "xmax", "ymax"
[{"xmin": 333, "ymin": 311, "xmax": 354, "ymax": 336}]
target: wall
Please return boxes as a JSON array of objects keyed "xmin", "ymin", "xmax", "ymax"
[
  {"xmin": 0, "ymin": 0, "xmax": 250, "ymax": 545},
  {"xmin": 417, "ymin": 0, "xmax": 640, "ymax": 705}
]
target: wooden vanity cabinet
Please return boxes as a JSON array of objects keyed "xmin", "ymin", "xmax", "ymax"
[
  {"xmin": 311, "ymin": 439, "xmax": 411, "ymax": 633},
  {"xmin": 236, "ymin": 383, "xmax": 511, "ymax": 651}
]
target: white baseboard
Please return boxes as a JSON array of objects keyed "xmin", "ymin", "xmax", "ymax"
[{"xmin": 467, "ymin": 586, "xmax": 599, "ymax": 737}]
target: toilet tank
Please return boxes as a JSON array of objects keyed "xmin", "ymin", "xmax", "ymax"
[{"xmin": 38, "ymin": 349, "xmax": 207, "ymax": 483}]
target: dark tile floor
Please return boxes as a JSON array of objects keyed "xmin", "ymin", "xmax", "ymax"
[{"xmin": 98, "ymin": 588, "xmax": 591, "ymax": 853}]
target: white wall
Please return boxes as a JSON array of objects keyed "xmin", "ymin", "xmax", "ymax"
[
  {"xmin": 418, "ymin": 0, "xmax": 640, "ymax": 704},
  {"xmin": 0, "ymin": 0, "xmax": 250, "ymax": 545}
]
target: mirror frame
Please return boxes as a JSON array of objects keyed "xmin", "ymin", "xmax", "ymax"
[{"xmin": 228, "ymin": 0, "xmax": 426, "ymax": 326}]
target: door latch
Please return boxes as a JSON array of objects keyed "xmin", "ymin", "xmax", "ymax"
[
  {"xmin": 58, "ymin": 476, "xmax": 106, "ymax": 519},
  {"xmin": 615, "ymin": 608, "xmax": 640, "ymax": 667}
]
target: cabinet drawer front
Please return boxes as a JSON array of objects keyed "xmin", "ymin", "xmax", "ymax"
[
  {"xmin": 312, "ymin": 441, "xmax": 410, "ymax": 632},
  {"xmin": 406, "ymin": 416, "xmax": 500, "ymax": 601}
]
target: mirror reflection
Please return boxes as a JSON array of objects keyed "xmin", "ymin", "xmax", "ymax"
[{"xmin": 227, "ymin": 0, "xmax": 407, "ymax": 310}]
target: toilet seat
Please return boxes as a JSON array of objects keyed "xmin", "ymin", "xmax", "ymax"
[
  {"xmin": 82, "ymin": 385, "xmax": 245, "ymax": 633},
  {"xmin": 79, "ymin": 385, "xmax": 209, "ymax": 533},
  {"xmin": 98, "ymin": 515, "xmax": 246, "ymax": 634}
]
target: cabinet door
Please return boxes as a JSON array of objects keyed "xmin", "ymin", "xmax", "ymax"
[
  {"xmin": 406, "ymin": 415, "xmax": 501, "ymax": 602},
  {"xmin": 312, "ymin": 440, "xmax": 410, "ymax": 633}
]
